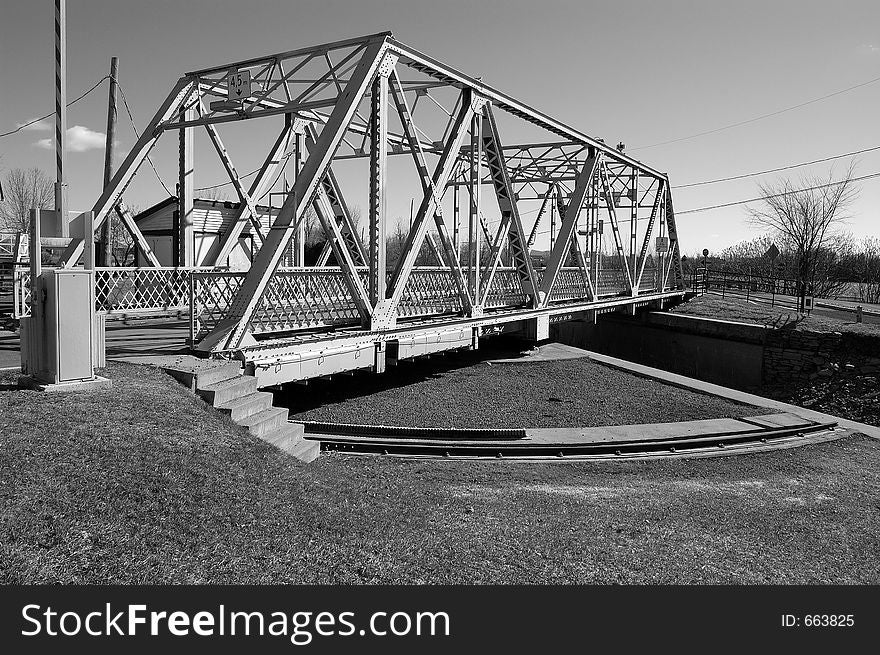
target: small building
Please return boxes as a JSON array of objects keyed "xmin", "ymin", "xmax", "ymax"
[{"xmin": 133, "ymin": 197, "xmax": 289, "ymax": 269}]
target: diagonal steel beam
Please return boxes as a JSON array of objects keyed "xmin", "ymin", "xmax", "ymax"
[
  {"xmin": 527, "ymin": 185, "xmax": 555, "ymax": 247},
  {"xmin": 557, "ymin": 188, "xmax": 594, "ymax": 300},
  {"xmin": 664, "ymin": 180, "xmax": 685, "ymax": 288},
  {"xmin": 115, "ymin": 202, "xmax": 161, "ymax": 267},
  {"xmin": 388, "ymin": 68, "xmax": 472, "ymax": 313},
  {"xmin": 207, "ymin": 116, "xmax": 299, "ymax": 266},
  {"xmin": 197, "ymin": 37, "xmax": 390, "ymax": 352},
  {"xmin": 200, "ymin": 104, "xmax": 266, "ymax": 247},
  {"xmin": 61, "ymin": 77, "xmax": 195, "ymax": 267},
  {"xmin": 634, "ymin": 180, "xmax": 665, "ymax": 292},
  {"xmin": 539, "ymin": 151, "xmax": 598, "ymax": 305},
  {"xmin": 385, "ymin": 89, "xmax": 477, "ymax": 320},
  {"xmin": 478, "ymin": 105, "xmax": 541, "ymax": 308},
  {"xmin": 306, "ymin": 124, "xmax": 367, "ymax": 268},
  {"xmin": 311, "ymin": 188, "xmax": 371, "ymax": 321},
  {"xmin": 598, "ymin": 161, "xmax": 635, "ymax": 294}
]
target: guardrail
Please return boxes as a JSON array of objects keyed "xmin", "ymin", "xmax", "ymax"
[
  {"xmin": 12, "ymin": 266, "xmax": 221, "ymax": 320},
  {"xmin": 190, "ymin": 264, "xmax": 666, "ymax": 344}
]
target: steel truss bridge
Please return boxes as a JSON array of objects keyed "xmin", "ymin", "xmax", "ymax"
[{"xmin": 44, "ymin": 32, "xmax": 686, "ymax": 385}]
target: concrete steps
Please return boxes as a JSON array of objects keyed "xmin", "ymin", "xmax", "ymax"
[{"xmin": 162, "ymin": 359, "xmax": 317, "ymax": 463}]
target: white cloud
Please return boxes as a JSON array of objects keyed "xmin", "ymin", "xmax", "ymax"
[
  {"xmin": 16, "ymin": 118, "xmax": 52, "ymax": 131},
  {"xmin": 34, "ymin": 125, "xmax": 106, "ymax": 152}
]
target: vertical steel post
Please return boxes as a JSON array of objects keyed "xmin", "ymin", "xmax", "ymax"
[
  {"xmin": 293, "ymin": 129, "xmax": 305, "ymax": 266},
  {"xmin": 630, "ymin": 169, "xmax": 638, "ymax": 290},
  {"xmin": 178, "ymin": 106, "xmax": 195, "ymax": 267},
  {"xmin": 82, "ymin": 212, "xmax": 95, "ymax": 270},
  {"xmin": 468, "ymin": 112, "xmax": 482, "ymax": 302},
  {"xmin": 101, "ymin": 56, "xmax": 119, "ymax": 267},
  {"xmin": 368, "ymin": 73, "xmax": 388, "ymax": 309},
  {"xmin": 453, "ymin": 181, "xmax": 460, "ymax": 261},
  {"xmin": 54, "ymin": 0, "xmax": 68, "ymax": 237}
]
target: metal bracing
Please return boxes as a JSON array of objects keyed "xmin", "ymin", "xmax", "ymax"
[
  {"xmin": 634, "ymin": 180, "xmax": 665, "ymax": 291},
  {"xmin": 64, "ymin": 32, "xmax": 685, "ymax": 364},
  {"xmin": 526, "ymin": 185, "xmax": 555, "ymax": 247},
  {"xmin": 60, "ymin": 77, "xmax": 195, "ymax": 267},
  {"xmin": 207, "ymin": 116, "xmax": 299, "ymax": 266},
  {"xmin": 478, "ymin": 106, "xmax": 540, "ymax": 308},
  {"xmin": 368, "ymin": 67, "xmax": 390, "ymax": 317},
  {"xmin": 384, "ymin": 89, "xmax": 477, "ymax": 323},
  {"xmin": 558, "ymin": 187, "xmax": 595, "ymax": 300},
  {"xmin": 196, "ymin": 37, "xmax": 390, "ymax": 351},
  {"xmin": 115, "ymin": 203, "xmax": 161, "ymax": 267},
  {"xmin": 664, "ymin": 181, "xmax": 685, "ymax": 287},
  {"xmin": 598, "ymin": 160, "xmax": 635, "ymax": 294},
  {"xmin": 539, "ymin": 151, "xmax": 597, "ymax": 306},
  {"xmin": 200, "ymin": 103, "xmax": 266, "ymax": 247},
  {"xmin": 309, "ymin": 125, "xmax": 368, "ymax": 268},
  {"xmin": 387, "ymin": 68, "xmax": 472, "ymax": 315},
  {"xmin": 467, "ymin": 112, "xmax": 482, "ymax": 305}
]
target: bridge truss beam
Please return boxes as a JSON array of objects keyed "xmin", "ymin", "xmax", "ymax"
[{"xmin": 68, "ymin": 32, "xmax": 685, "ymax": 364}]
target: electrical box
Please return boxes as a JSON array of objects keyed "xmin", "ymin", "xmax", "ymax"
[{"xmin": 26, "ymin": 269, "xmax": 97, "ymax": 384}]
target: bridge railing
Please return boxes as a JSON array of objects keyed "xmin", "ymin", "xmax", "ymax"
[
  {"xmin": 189, "ymin": 265, "xmax": 669, "ymax": 344},
  {"xmin": 11, "ymin": 266, "xmax": 220, "ymax": 320}
]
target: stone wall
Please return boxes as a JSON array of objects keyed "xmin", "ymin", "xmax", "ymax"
[
  {"xmin": 553, "ymin": 310, "xmax": 880, "ymax": 392},
  {"xmin": 763, "ymin": 329, "xmax": 880, "ymax": 385}
]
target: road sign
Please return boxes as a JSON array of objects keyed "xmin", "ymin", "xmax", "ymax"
[
  {"xmin": 765, "ymin": 243, "xmax": 780, "ymax": 260},
  {"xmin": 655, "ymin": 236, "xmax": 669, "ymax": 253},
  {"xmin": 226, "ymin": 70, "xmax": 251, "ymax": 102}
]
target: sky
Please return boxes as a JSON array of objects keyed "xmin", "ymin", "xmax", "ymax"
[{"xmin": 1, "ymin": 0, "xmax": 879, "ymax": 254}]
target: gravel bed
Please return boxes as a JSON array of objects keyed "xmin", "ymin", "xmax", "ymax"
[{"xmin": 280, "ymin": 349, "xmax": 768, "ymax": 428}]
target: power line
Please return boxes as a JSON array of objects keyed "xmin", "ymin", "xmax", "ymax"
[
  {"xmin": 673, "ymin": 145, "xmax": 880, "ymax": 188},
  {"xmin": 676, "ymin": 171, "xmax": 880, "ymax": 215},
  {"xmin": 0, "ymin": 75, "xmax": 109, "ymax": 138},
  {"xmin": 631, "ymin": 74, "xmax": 880, "ymax": 151},
  {"xmin": 114, "ymin": 77, "xmax": 174, "ymax": 197}
]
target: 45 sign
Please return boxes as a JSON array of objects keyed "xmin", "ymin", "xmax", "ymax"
[{"xmin": 226, "ymin": 69, "xmax": 251, "ymax": 102}]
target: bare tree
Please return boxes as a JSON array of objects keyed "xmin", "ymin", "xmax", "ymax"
[
  {"xmin": 853, "ymin": 236, "xmax": 880, "ymax": 304},
  {"xmin": 748, "ymin": 165, "xmax": 857, "ymax": 311},
  {"xmin": 0, "ymin": 168, "xmax": 54, "ymax": 233},
  {"xmin": 198, "ymin": 186, "xmax": 230, "ymax": 202}
]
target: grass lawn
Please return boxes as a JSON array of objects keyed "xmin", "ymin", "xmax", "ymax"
[
  {"xmin": 672, "ymin": 295, "xmax": 880, "ymax": 336},
  {"xmin": 282, "ymin": 350, "xmax": 767, "ymax": 428},
  {"xmin": 1, "ymin": 363, "xmax": 878, "ymax": 584}
]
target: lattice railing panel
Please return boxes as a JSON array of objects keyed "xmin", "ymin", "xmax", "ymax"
[
  {"xmin": 13, "ymin": 267, "xmax": 217, "ymax": 320},
  {"xmin": 190, "ymin": 271, "xmax": 245, "ymax": 342},
  {"xmin": 483, "ymin": 268, "xmax": 528, "ymax": 309},
  {"xmin": 596, "ymin": 267, "xmax": 629, "ymax": 297},
  {"xmin": 396, "ymin": 268, "xmax": 462, "ymax": 318},
  {"xmin": 248, "ymin": 269, "xmax": 362, "ymax": 335},
  {"xmin": 95, "ymin": 267, "xmax": 198, "ymax": 313}
]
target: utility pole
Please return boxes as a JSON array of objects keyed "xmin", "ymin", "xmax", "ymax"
[
  {"xmin": 101, "ymin": 56, "xmax": 119, "ymax": 266},
  {"xmin": 54, "ymin": 0, "xmax": 68, "ymax": 237}
]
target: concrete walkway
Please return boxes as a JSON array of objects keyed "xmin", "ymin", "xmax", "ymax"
[
  {"xmin": 0, "ymin": 319, "xmax": 191, "ymax": 371},
  {"xmin": 487, "ymin": 342, "xmax": 590, "ymax": 364},
  {"xmin": 582, "ymin": 349, "xmax": 880, "ymax": 440}
]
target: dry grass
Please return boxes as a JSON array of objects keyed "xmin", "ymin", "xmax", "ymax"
[
  {"xmin": 1, "ymin": 363, "xmax": 878, "ymax": 584},
  {"xmin": 672, "ymin": 295, "xmax": 880, "ymax": 336}
]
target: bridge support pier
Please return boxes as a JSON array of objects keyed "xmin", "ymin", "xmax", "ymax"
[{"xmin": 524, "ymin": 314, "xmax": 550, "ymax": 342}]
